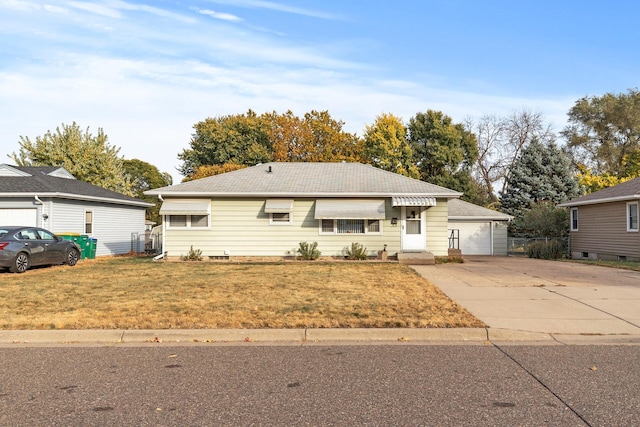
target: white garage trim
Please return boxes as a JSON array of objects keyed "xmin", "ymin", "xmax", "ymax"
[{"xmin": 0, "ymin": 208, "xmax": 38, "ymax": 226}]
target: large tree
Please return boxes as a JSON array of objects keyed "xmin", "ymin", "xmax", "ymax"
[
  {"xmin": 123, "ymin": 159, "xmax": 173, "ymax": 223},
  {"xmin": 11, "ymin": 122, "xmax": 133, "ymax": 195},
  {"xmin": 468, "ymin": 109, "xmax": 555, "ymax": 205},
  {"xmin": 500, "ymin": 139, "xmax": 581, "ymax": 221},
  {"xmin": 177, "ymin": 110, "xmax": 273, "ymax": 177},
  {"xmin": 408, "ymin": 110, "xmax": 479, "ymax": 199},
  {"xmin": 362, "ymin": 113, "xmax": 419, "ymax": 178},
  {"xmin": 266, "ymin": 110, "xmax": 363, "ymax": 163},
  {"xmin": 562, "ymin": 88, "xmax": 640, "ymax": 176}
]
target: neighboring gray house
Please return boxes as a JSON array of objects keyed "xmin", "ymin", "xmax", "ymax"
[
  {"xmin": 559, "ymin": 177, "xmax": 640, "ymax": 261},
  {"xmin": 145, "ymin": 162, "xmax": 501, "ymax": 262},
  {"xmin": 0, "ymin": 164, "xmax": 153, "ymax": 256},
  {"xmin": 447, "ymin": 199, "xmax": 512, "ymax": 255}
]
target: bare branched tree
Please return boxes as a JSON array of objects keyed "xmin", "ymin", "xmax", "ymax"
[{"xmin": 468, "ymin": 109, "xmax": 555, "ymax": 204}]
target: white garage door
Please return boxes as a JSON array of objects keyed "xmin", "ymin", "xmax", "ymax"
[
  {"xmin": 450, "ymin": 221, "xmax": 492, "ymax": 255},
  {"xmin": 0, "ymin": 208, "xmax": 38, "ymax": 226}
]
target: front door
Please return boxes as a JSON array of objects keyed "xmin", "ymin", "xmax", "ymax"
[{"xmin": 401, "ymin": 206, "xmax": 426, "ymax": 251}]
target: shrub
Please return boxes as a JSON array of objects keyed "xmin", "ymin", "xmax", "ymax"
[
  {"xmin": 345, "ymin": 242, "xmax": 368, "ymax": 260},
  {"xmin": 526, "ymin": 240, "xmax": 566, "ymax": 260},
  {"xmin": 298, "ymin": 241, "xmax": 321, "ymax": 260},
  {"xmin": 182, "ymin": 246, "xmax": 203, "ymax": 261}
]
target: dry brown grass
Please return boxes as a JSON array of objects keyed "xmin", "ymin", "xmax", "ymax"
[{"xmin": 0, "ymin": 257, "xmax": 485, "ymax": 330}]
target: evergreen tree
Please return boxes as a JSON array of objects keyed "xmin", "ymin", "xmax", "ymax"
[{"xmin": 500, "ymin": 139, "xmax": 581, "ymax": 224}]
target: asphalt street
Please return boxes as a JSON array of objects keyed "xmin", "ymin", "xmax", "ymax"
[{"xmin": 1, "ymin": 343, "xmax": 638, "ymax": 426}]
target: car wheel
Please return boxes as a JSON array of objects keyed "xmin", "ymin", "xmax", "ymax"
[
  {"xmin": 66, "ymin": 248, "xmax": 80, "ymax": 266},
  {"xmin": 10, "ymin": 252, "xmax": 30, "ymax": 273}
]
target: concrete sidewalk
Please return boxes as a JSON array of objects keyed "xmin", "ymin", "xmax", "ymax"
[{"xmin": 413, "ymin": 256, "xmax": 640, "ymax": 337}]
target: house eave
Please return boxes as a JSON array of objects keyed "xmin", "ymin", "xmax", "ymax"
[
  {"xmin": 0, "ymin": 192, "xmax": 154, "ymax": 208},
  {"xmin": 558, "ymin": 194, "xmax": 640, "ymax": 207},
  {"xmin": 145, "ymin": 191, "xmax": 463, "ymax": 199}
]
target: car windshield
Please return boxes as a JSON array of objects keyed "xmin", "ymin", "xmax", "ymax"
[{"xmin": 0, "ymin": 229, "xmax": 9, "ymax": 238}]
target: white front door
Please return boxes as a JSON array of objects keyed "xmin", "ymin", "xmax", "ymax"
[{"xmin": 401, "ymin": 206, "xmax": 426, "ymax": 251}]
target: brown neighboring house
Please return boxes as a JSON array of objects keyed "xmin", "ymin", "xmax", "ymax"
[{"xmin": 559, "ymin": 177, "xmax": 640, "ymax": 261}]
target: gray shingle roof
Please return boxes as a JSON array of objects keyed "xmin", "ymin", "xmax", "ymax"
[
  {"xmin": 559, "ymin": 177, "xmax": 640, "ymax": 207},
  {"xmin": 145, "ymin": 162, "xmax": 463, "ymax": 197},
  {"xmin": 0, "ymin": 165, "xmax": 152, "ymax": 207},
  {"xmin": 448, "ymin": 199, "xmax": 512, "ymax": 220}
]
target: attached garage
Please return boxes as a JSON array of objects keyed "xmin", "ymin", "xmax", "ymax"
[
  {"xmin": 0, "ymin": 208, "xmax": 37, "ymax": 226},
  {"xmin": 452, "ymin": 221, "xmax": 492, "ymax": 255},
  {"xmin": 448, "ymin": 199, "xmax": 512, "ymax": 256}
]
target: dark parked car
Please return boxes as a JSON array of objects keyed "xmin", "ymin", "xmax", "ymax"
[{"xmin": 0, "ymin": 226, "xmax": 81, "ymax": 273}]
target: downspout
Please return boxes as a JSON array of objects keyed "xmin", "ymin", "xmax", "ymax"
[
  {"xmin": 155, "ymin": 194, "xmax": 166, "ymax": 260},
  {"xmin": 490, "ymin": 221, "xmax": 494, "ymax": 256},
  {"xmin": 34, "ymin": 196, "xmax": 45, "ymax": 228}
]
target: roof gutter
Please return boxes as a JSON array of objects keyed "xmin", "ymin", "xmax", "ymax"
[
  {"xmin": 558, "ymin": 194, "xmax": 640, "ymax": 207},
  {"xmin": 1, "ymin": 192, "xmax": 154, "ymax": 208},
  {"xmin": 145, "ymin": 191, "xmax": 463, "ymax": 198}
]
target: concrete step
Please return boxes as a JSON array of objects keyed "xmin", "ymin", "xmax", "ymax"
[{"xmin": 397, "ymin": 251, "xmax": 435, "ymax": 265}]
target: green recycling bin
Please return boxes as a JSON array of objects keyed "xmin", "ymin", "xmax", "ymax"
[{"xmin": 87, "ymin": 238, "xmax": 98, "ymax": 259}]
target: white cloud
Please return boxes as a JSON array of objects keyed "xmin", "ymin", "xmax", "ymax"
[
  {"xmin": 66, "ymin": 1, "xmax": 122, "ymax": 18},
  {"xmin": 197, "ymin": 8, "xmax": 243, "ymax": 22},
  {"xmin": 204, "ymin": 0, "xmax": 341, "ymax": 20}
]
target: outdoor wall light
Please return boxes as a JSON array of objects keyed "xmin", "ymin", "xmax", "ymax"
[
  {"xmin": 42, "ymin": 214, "xmax": 49, "ymax": 220},
  {"xmin": 391, "ymin": 217, "xmax": 398, "ymax": 225}
]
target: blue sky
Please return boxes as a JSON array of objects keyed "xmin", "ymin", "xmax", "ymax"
[{"xmin": 1, "ymin": 0, "xmax": 638, "ymax": 182}]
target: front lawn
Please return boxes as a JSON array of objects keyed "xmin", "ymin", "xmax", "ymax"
[{"xmin": 0, "ymin": 257, "xmax": 484, "ymax": 330}]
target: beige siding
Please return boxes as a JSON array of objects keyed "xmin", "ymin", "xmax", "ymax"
[
  {"xmin": 570, "ymin": 202, "xmax": 640, "ymax": 260},
  {"xmin": 425, "ymin": 199, "xmax": 449, "ymax": 256},
  {"xmin": 164, "ymin": 198, "xmax": 406, "ymax": 258}
]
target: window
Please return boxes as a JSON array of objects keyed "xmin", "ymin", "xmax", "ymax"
[
  {"xmin": 570, "ymin": 208, "xmax": 578, "ymax": 231},
  {"xmin": 269, "ymin": 212, "xmax": 292, "ymax": 225},
  {"xmin": 191, "ymin": 214, "xmax": 209, "ymax": 228},
  {"xmin": 319, "ymin": 219, "xmax": 382, "ymax": 235},
  {"xmin": 37, "ymin": 229, "xmax": 55, "ymax": 240},
  {"xmin": 321, "ymin": 219, "xmax": 334, "ymax": 233},
  {"xmin": 85, "ymin": 210, "xmax": 93, "ymax": 234},
  {"xmin": 168, "ymin": 214, "xmax": 209, "ymax": 229},
  {"xmin": 627, "ymin": 202, "xmax": 638, "ymax": 232}
]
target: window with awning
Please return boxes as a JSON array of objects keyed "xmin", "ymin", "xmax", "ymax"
[
  {"xmin": 159, "ymin": 200, "xmax": 211, "ymax": 215},
  {"xmin": 314, "ymin": 199, "xmax": 386, "ymax": 219},
  {"xmin": 391, "ymin": 196, "xmax": 436, "ymax": 207},
  {"xmin": 160, "ymin": 200, "xmax": 210, "ymax": 229}
]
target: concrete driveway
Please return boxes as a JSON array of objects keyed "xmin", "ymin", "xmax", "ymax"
[{"xmin": 412, "ymin": 257, "xmax": 640, "ymax": 336}]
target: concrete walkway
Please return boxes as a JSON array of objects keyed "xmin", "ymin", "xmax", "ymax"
[{"xmin": 412, "ymin": 256, "xmax": 640, "ymax": 338}]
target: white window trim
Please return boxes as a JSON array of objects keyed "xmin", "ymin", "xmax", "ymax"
[
  {"xmin": 166, "ymin": 214, "xmax": 210, "ymax": 229},
  {"xmin": 269, "ymin": 212, "xmax": 292, "ymax": 225},
  {"xmin": 318, "ymin": 219, "xmax": 383, "ymax": 235},
  {"xmin": 570, "ymin": 208, "xmax": 578, "ymax": 231},
  {"xmin": 627, "ymin": 202, "xmax": 639, "ymax": 232},
  {"xmin": 84, "ymin": 209, "xmax": 94, "ymax": 235}
]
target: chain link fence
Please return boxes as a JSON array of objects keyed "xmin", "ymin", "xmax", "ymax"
[{"xmin": 507, "ymin": 237, "xmax": 569, "ymax": 256}]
